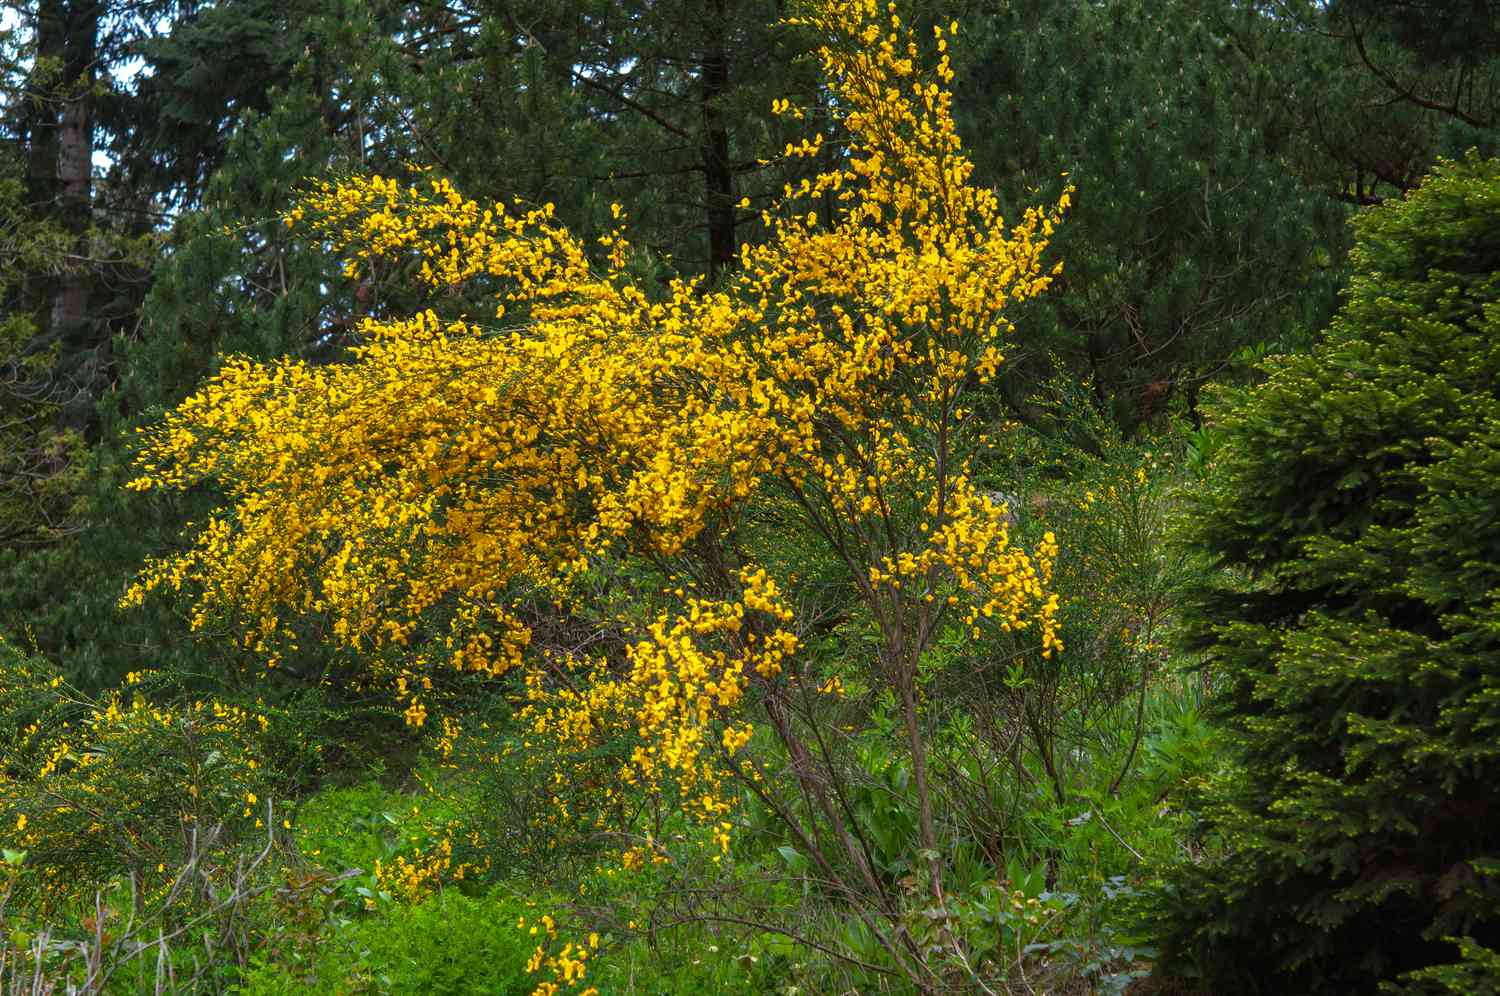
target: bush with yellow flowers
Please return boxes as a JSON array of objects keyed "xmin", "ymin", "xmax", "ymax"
[
  {"xmin": 123, "ymin": 1, "xmax": 1078, "ymax": 988},
  {"xmin": 960, "ymin": 367, "xmax": 1198, "ymax": 809},
  {"xmin": 0, "ymin": 638, "xmax": 279, "ymax": 916}
]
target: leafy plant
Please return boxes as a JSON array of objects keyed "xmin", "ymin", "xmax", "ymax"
[{"xmin": 236, "ymin": 890, "xmax": 548, "ymax": 995}]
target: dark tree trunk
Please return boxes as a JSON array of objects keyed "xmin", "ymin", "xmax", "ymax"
[
  {"xmin": 700, "ymin": 0, "xmax": 735, "ymax": 278},
  {"xmin": 23, "ymin": 0, "xmax": 99, "ymax": 342}
]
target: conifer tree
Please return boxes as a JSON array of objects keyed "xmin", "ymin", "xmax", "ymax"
[
  {"xmin": 1143, "ymin": 155, "xmax": 1500, "ymax": 994},
  {"xmin": 948, "ymin": 0, "xmax": 1348, "ymax": 429},
  {"xmin": 1232, "ymin": 0, "xmax": 1500, "ymax": 204}
]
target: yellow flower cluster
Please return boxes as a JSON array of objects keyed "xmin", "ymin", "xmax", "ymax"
[
  {"xmin": 521, "ymin": 569, "xmax": 796, "ymax": 847},
  {"xmin": 520, "ymin": 913, "xmax": 600, "ymax": 996},
  {"xmin": 125, "ymin": 0, "xmax": 1065, "ymax": 677},
  {"xmin": 866, "ymin": 480, "xmax": 1062, "ymax": 656},
  {"xmin": 370, "ymin": 793, "xmax": 494, "ymax": 901},
  {"xmin": 373, "ymin": 837, "xmax": 494, "ymax": 901}
]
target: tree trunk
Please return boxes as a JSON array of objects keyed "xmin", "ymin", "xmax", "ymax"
[
  {"xmin": 23, "ymin": 0, "xmax": 98, "ymax": 343},
  {"xmin": 52, "ymin": 61, "xmax": 93, "ymax": 335},
  {"xmin": 897, "ymin": 664, "xmax": 945, "ymax": 907},
  {"xmin": 700, "ymin": 0, "xmax": 735, "ymax": 278}
]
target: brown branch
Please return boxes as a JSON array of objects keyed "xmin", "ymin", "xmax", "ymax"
[
  {"xmin": 570, "ymin": 71, "xmax": 693, "ymax": 140},
  {"xmin": 655, "ymin": 913, "xmax": 898, "ymax": 978},
  {"xmin": 1348, "ymin": 16, "xmax": 1492, "ymax": 127}
]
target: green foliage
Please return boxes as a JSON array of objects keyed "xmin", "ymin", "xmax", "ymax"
[
  {"xmin": 1140, "ymin": 155, "xmax": 1500, "ymax": 992},
  {"xmin": 235, "ymin": 877, "xmax": 791, "ymax": 996},
  {"xmin": 1333, "ymin": 0, "xmax": 1500, "ymax": 69},
  {"xmin": 235, "ymin": 889, "xmax": 538, "ymax": 995},
  {"xmin": 293, "ymin": 781, "xmax": 412, "ymax": 879},
  {"xmin": 950, "ymin": 0, "xmax": 1348, "ymax": 428},
  {"xmin": 114, "ymin": 0, "xmax": 310, "ymax": 209},
  {"xmin": 584, "ymin": 926, "xmax": 791, "ymax": 996},
  {"xmin": 0, "ymin": 137, "xmax": 88, "ymax": 550},
  {"xmin": 1388, "ymin": 934, "xmax": 1500, "ymax": 996},
  {"xmin": 973, "ymin": 379, "xmax": 1201, "ymax": 807},
  {"xmin": 1221, "ymin": 1, "xmax": 1499, "ymax": 202}
]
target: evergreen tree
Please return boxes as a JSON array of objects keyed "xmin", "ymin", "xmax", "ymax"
[
  {"xmin": 0, "ymin": 129, "xmax": 81, "ymax": 549},
  {"xmin": 105, "ymin": 0, "xmax": 312, "ymax": 211},
  {"xmin": 0, "ymin": 2, "xmax": 150, "ymax": 594},
  {"xmin": 948, "ymin": 0, "xmax": 1348, "ymax": 429},
  {"xmin": 1142, "ymin": 155, "xmax": 1500, "ymax": 993},
  {"xmin": 340, "ymin": 0, "xmax": 826, "ymax": 278},
  {"xmin": 2, "ymin": 7, "xmax": 373, "ymax": 685},
  {"xmin": 1234, "ymin": 0, "xmax": 1500, "ymax": 204}
]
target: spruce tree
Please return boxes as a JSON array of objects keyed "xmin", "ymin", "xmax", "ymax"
[{"xmin": 1144, "ymin": 155, "xmax": 1500, "ymax": 993}]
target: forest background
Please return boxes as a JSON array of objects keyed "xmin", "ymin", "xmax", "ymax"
[{"xmin": 1, "ymin": 0, "xmax": 1497, "ymax": 993}]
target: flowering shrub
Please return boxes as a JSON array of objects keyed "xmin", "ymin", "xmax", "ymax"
[
  {"xmin": 971, "ymin": 373, "xmax": 1193, "ymax": 805},
  {"xmin": 0, "ymin": 640, "xmax": 279, "ymax": 915},
  {"xmin": 124, "ymin": 0, "xmax": 1073, "ymax": 986}
]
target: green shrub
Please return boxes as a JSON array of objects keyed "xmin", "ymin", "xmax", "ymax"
[
  {"xmin": 294, "ymin": 781, "xmax": 411, "ymax": 877},
  {"xmin": 0, "ymin": 641, "xmax": 281, "ymax": 914},
  {"xmin": 237, "ymin": 883, "xmax": 779, "ymax": 996},
  {"xmin": 1140, "ymin": 155, "xmax": 1500, "ymax": 992}
]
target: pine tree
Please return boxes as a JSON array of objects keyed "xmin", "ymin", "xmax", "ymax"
[
  {"xmin": 948, "ymin": 0, "xmax": 1349, "ymax": 430},
  {"xmin": 1237, "ymin": 0, "xmax": 1500, "ymax": 204}
]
